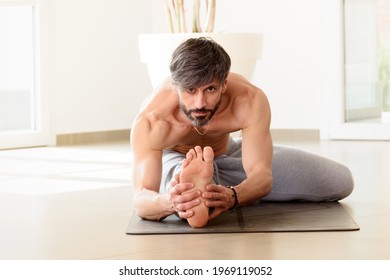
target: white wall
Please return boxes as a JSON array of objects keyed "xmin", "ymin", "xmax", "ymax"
[
  {"xmin": 50, "ymin": 0, "xmax": 152, "ymax": 134},
  {"xmin": 152, "ymin": 0, "xmax": 342, "ymax": 132},
  {"xmin": 50, "ymin": 0, "xmax": 342, "ymax": 136}
]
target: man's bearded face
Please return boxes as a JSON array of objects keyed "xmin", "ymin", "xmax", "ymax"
[{"xmin": 179, "ymin": 98, "xmax": 221, "ymax": 127}]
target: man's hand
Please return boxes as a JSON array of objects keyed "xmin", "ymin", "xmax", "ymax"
[
  {"xmin": 202, "ymin": 184, "xmax": 235, "ymax": 220},
  {"xmin": 169, "ymin": 174, "xmax": 201, "ymax": 219}
]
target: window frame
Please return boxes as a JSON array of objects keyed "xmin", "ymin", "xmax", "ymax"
[{"xmin": 0, "ymin": 0, "xmax": 53, "ymax": 150}]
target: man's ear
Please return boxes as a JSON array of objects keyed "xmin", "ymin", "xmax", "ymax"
[{"xmin": 221, "ymin": 79, "xmax": 228, "ymax": 94}]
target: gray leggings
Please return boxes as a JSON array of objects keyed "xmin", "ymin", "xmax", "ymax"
[{"xmin": 160, "ymin": 138, "xmax": 354, "ymax": 201}]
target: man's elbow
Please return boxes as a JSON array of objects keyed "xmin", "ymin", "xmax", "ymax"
[
  {"xmin": 133, "ymin": 194, "xmax": 149, "ymax": 220},
  {"xmin": 263, "ymin": 174, "xmax": 273, "ymax": 197},
  {"xmin": 133, "ymin": 202, "xmax": 158, "ymax": 221},
  {"xmin": 132, "ymin": 193, "xmax": 166, "ymax": 221},
  {"xmin": 257, "ymin": 170, "xmax": 272, "ymax": 198},
  {"xmin": 133, "ymin": 206, "xmax": 144, "ymax": 219}
]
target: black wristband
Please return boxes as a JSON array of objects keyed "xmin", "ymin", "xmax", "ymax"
[{"xmin": 229, "ymin": 186, "xmax": 239, "ymax": 210}]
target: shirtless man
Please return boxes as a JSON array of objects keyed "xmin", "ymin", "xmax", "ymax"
[{"xmin": 131, "ymin": 37, "xmax": 354, "ymax": 228}]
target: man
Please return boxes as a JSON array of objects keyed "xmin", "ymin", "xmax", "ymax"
[{"xmin": 131, "ymin": 37, "xmax": 354, "ymax": 228}]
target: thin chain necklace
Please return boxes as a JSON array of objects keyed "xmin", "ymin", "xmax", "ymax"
[{"xmin": 192, "ymin": 119, "xmax": 212, "ymax": 136}]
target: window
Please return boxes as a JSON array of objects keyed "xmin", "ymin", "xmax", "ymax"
[
  {"xmin": 0, "ymin": 6, "xmax": 35, "ymax": 132},
  {"xmin": 328, "ymin": 0, "xmax": 390, "ymax": 140},
  {"xmin": 344, "ymin": 0, "xmax": 390, "ymax": 124},
  {"xmin": 0, "ymin": 1, "xmax": 51, "ymax": 149}
]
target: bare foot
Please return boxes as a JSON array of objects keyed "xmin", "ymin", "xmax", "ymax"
[{"xmin": 180, "ymin": 146, "xmax": 214, "ymax": 228}]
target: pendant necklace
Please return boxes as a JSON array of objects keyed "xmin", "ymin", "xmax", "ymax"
[{"xmin": 192, "ymin": 120, "xmax": 212, "ymax": 136}]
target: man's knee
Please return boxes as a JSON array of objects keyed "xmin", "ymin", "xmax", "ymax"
[{"xmin": 331, "ymin": 165, "xmax": 354, "ymax": 201}]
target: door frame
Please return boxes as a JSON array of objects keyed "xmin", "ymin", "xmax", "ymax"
[
  {"xmin": 322, "ymin": 0, "xmax": 390, "ymax": 140},
  {"xmin": 0, "ymin": 0, "xmax": 54, "ymax": 150}
]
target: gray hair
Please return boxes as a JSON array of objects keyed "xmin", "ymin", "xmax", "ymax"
[{"xmin": 170, "ymin": 37, "xmax": 231, "ymax": 89}]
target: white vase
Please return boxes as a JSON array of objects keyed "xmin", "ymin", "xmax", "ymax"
[{"xmin": 138, "ymin": 32, "xmax": 263, "ymax": 89}]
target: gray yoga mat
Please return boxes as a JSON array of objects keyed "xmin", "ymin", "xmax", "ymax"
[{"xmin": 126, "ymin": 202, "xmax": 359, "ymax": 235}]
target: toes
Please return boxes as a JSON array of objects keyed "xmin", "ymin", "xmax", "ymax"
[
  {"xmin": 188, "ymin": 146, "xmax": 214, "ymax": 163},
  {"xmin": 186, "ymin": 149, "xmax": 195, "ymax": 161},
  {"xmin": 194, "ymin": 146, "xmax": 203, "ymax": 159},
  {"xmin": 203, "ymin": 146, "xmax": 214, "ymax": 163},
  {"xmin": 182, "ymin": 158, "xmax": 189, "ymax": 169}
]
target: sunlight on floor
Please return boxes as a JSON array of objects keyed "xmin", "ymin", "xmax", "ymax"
[{"xmin": 0, "ymin": 140, "xmax": 389, "ymax": 260}]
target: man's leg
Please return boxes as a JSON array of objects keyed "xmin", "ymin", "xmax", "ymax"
[
  {"xmin": 160, "ymin": 150, "xmax": 186, "ymax": 194},
  {"xmin": 214, "ymin": 138, "xmax": 354, "ymax": 202},
  {"xmin": 264, "ymin": 145, "xmax": 354, "ymax": 201}
]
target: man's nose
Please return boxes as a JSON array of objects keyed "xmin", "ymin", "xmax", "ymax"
[{"xmin": 194, "ymin": 92, "xmax": 206, "ymax": 109}]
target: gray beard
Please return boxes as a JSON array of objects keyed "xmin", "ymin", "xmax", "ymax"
[{"xmin": 179, "ymin": 99, "xmax": 221, "ymax": 127}]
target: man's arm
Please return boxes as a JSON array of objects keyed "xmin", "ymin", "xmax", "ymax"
[
  {"xmin": 131, "ymin": 116, "xmax": 201, "ymax": 221},
  {"xmin": 236, "ymin": 87, "xmax": 273, "ymax": 205},
  {"xmin": 203, "ymin": 86, "xmax": 273, "ymax": 219},
  {"xmin": 131, "ymin": 117, "xmax": 174, "ymax": 221}
]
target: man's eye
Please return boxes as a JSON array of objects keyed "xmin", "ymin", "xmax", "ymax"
[
  {"xmin": 187, "ymin": 88, "xmax": 195, "ymax": 93},
  {"xmin": 207, "ymin": 87, "xmax": 216, "ymax": 92}
]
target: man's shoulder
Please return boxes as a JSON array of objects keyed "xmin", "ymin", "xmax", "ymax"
[
  {"xmin": 131, "ymin": 112, "xmax": 174, "ymax": 152},
  {"xmin": 225, "ymin": 73, "xmax": 270, "ymax": 126},
  {"xmin": 135, "ymin": 83, "xmax": 179, "ymax": 125},
  {"xmin": 132, "ymin": 104, "xmax": 188, "ymax": 150},
  {"xmin": 133, "ymin": 110, "xmax": 170, "ymax": 136},
  {"xmin": 227, "ymin": 74, "xmax": 267, "ymax": 108},
  {"xmin": 227, "ymin": 72, "xmax": 264, "ymax": 95}
]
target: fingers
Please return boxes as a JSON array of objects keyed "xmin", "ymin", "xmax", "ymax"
[
  {"xmin": 202, "ymin": 184, "xmax": 230, "ymax": 202},
  {"xmin": 202, "ymin": 184, "xmax": 233, "ymax": 216},
  {"xmin": 204, "ymin": 199, "xmax": 229, "ymax": 208},
  {"xmin": 208, "ymin": 208, "xmax": 224, "ymax": 220},
  {"xmin": 172, "ymin": 188, "xmax": 200, "ymax": 204},
  {"xmin": 175, "ymin": 197, "xmax": 201, "ymax": 212},
  {"xmin": 171, "ymin": 182, "xmax": 194, "ymax": 194},
  {"xmin": 170, "ymin": 173, "xmax": 180, "ymax": 187},
  {"xmin": 178, "ymin": 210, "xmax": 194, "ymax": 219},
  {"xmin": 169, "ymin": 181, "xmax": 200, "ymax": 218},
  {"xmin": 172, "ymin": 195, "xmax": 201, "ymax": 219},
  {"xmin": 204, "ymin": 183, "xmax": 222, "ymax": 192}
]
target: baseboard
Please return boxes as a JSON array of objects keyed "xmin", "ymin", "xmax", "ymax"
[
  {"xmin": 56, "ymin": 129, "xmax": 130, "ymax": 146},
  {"xmin": 270, "ymin": 129, "xmax": 320, "ymax": 142},
  {"xmin": 56, "ymin": 128, "xmax": 319, "ymax": 146}
]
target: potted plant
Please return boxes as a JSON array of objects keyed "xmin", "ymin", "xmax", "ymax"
[
  {"xmin": 139, "ymin": 0, "xmax": 263, "ymax": 88},
  {"xmin": 162, "ymin": 0, "xmax": 216, "ymax": 33}
]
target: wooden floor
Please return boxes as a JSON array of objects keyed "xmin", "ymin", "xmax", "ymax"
[{"xmin": 0, "ymin": 140, "xmax": 389, "ymax": 260}]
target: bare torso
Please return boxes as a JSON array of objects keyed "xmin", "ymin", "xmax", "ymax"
[
  {"xmin": 136, "ymin": 73, "xmax": 257, "ymax": 157},
  {"xmin": 131, "ymin": 72, "xmax": 273, "ymax": 222}
]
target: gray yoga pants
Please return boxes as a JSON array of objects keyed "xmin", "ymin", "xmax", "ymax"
[{"xmin": 160, "ymin": 137, "xmax": 354, "ymax": 201}]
